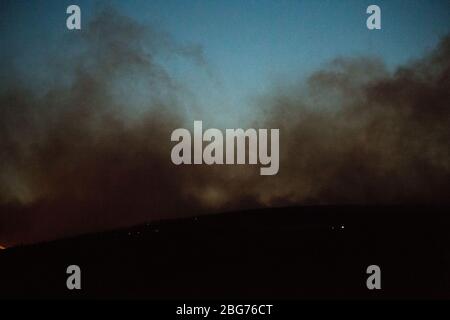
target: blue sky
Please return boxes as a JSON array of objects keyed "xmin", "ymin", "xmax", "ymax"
[{"xmin": 1, "ymin": 0, "xmax": 450, "ymax": 123}]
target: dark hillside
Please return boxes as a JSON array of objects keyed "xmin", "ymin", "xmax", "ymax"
[{"xmin": 1, "ymin": 206, "xmax": 449, "ymax": 299}]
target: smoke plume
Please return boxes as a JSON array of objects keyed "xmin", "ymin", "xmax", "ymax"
[{"xmin": 1, "ymin": 8, "xmax": 449, "ymax": 246}]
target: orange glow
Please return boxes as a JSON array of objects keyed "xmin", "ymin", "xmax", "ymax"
[{"xmin": 0, "ymin": 245, "xmax": 6, "ymax": 250}]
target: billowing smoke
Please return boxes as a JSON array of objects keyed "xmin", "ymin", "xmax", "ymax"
[
  {"xmin": 0, "ymin": 8, "xmax": 208, "ymax": 245},
  {"xmin": 252, "ymin": 42, "xmax": 450, "ymax": 205},
  {"xmin": 1, "ymin": 8, "xmax": 449, "ymax": 246}
]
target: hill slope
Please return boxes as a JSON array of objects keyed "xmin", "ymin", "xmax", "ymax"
[{"xmin": 0, "ymin": 206, "xmax": 449, "ymax": 299}]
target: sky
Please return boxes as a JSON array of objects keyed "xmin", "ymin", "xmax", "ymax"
[{"xmin": 1, "ymin": 0, "xmax": 450, "ymax": 124}]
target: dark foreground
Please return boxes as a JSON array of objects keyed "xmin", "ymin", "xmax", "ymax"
[{"xmin": 0, "ymin": 206, "xmax": 449, "ymax": 299}]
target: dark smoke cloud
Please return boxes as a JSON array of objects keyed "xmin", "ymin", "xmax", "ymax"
[
  {"xmin": 0, "ymin": 8, "xmax": 208, "ymax": 246},
  {"xmin": 253, "ymin": 39, "xmax": 450, "ymax": 205},
  {"xmin": 1, "ymin": 8, "xmax": 449, "ymax": 246}
]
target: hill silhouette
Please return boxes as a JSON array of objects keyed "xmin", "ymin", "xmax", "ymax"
[{"xmin": 0, "ymin": 205, "xmax": 449, "ymax": 299}]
